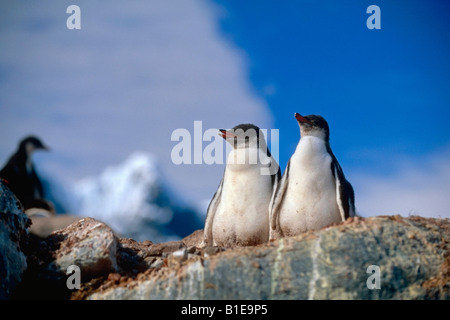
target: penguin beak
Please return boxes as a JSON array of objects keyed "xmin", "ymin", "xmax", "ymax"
[
  {"xmin": 219, "ymin": 129, "xmax": 237, "ymax": 139},
  {"xmin": 295, "ymin": 113, "xmax": 311, "ymax": 124}
]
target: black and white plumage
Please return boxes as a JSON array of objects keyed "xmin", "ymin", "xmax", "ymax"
[
  {"xmin": 269, "ymin": 113, "xmax": 355, "ymax": 239},
  {"xmin": 0, "ymin": 136, "xmax": 52, "ymax": 212},
  {"xmin": 202, "ymin": 123, "xmax": 281, "ymax": 247}
]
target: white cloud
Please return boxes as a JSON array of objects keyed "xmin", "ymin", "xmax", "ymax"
[
  {"xmin": 0, "ymin": 0, "xmax": 273, "ymax": 204},
  {"xmin": 350, "ymin": 146, "xmax": 450, "ymax": 219}
]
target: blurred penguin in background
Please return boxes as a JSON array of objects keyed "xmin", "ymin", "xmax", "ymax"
[{"xmin": 0, "ymin": 135, "xmax": 54, "ymax": 216}]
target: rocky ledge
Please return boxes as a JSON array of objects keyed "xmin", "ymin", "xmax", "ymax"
[
  {"xmin": 1, "ymin": 181, "xmax": 449, "ymax": 300},
  {"xmin": 85, "ymin": 215, "xmax": 449, "ymax": 300}
]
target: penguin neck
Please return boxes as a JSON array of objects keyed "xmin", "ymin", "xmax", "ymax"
[
  {"xmin": 294, "ymin": 135, "xmax": 329, "ymax": 165},
  {"xmin": 227, "ymin": 146, "xmax": 266, "ymax": 171}
]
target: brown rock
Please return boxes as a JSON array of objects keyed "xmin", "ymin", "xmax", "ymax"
[
  {"xmin": 46, "ymin": 217, "xmax": 118, "ymax": 278},
  {"xmin": 182, "ymin": 229, "xmax": 203, "ymax": 248},
  {"xmin": 147, "ymin": 240, "xmax": 186, "ymax": 256},
  {"xmin": 203, "ymin": 246, "xmax": 225, "ymax": 257},
  {"xmin": 167, "ymin": 248, "xmax": 188, "ymax": 268}
]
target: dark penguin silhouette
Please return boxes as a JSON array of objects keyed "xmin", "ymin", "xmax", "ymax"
[{"xmin": 0, "ymin": 136, "xmax": 53, "ymax": 212}]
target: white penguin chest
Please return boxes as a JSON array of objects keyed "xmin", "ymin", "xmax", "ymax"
[
  {"xmin": 280, "ymin": 137, "xmax": 340, "ymax": 234},
  {"xmin": 212, "ymin": 148, "xmax": 272, "ymax": 246},
  {"xmin": 221, "ymin": 147, "xmax": 273, "ymax": 210},
  {"xmin": 222, "ymin": 166, "xmax": 270, "ymax": 210}
]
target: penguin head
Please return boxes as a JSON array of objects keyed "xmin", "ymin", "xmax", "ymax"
[
  {"xmin": 19, "ymin": 136, "xmax": 49, "ymax": 155},
  {"xmin": 219, "ymin": 123, "xmax": 266, "ymax": 150},
  {"xmin": 295, "ymin": 113, "xmax": 330, "ymax": 141}
]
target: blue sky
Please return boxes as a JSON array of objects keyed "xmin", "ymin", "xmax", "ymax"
[
  {"xmin": 212, "ymin": 0, "xmax": 450, "ymax": 217},
  {"xmin": 214, "ymin": 0, "xmax": 450, "ymax": 172},
  {"xmin": 0, "ymin": 1, "xmax": 449, "ymax": 219}
]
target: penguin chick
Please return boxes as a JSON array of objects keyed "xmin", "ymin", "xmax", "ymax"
[
  {"xmin": 0, "ymin": 135, "xmax": 52, "ymax": 211},
  {"xmin": 269, "ymin": 114, "xmax": 355, "ymax": 239},
  {"xmin": 203, "ymin": 124, "xmax": 280, "ymax": 247}
]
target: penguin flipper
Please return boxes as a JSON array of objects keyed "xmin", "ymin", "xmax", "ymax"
[
  {"xmin": 343, "ymin": 180, "xmax": 356, "ymax": 217},
  {"xmin": 332, "ymin": 160, "xmax": 356, "ymax": 221},
  {"xmin": 270, "ymin": 157, "xmax": 281, "ymax": 189},
  {"xmin": 269, "ymin": 159, "xmax": 290, "ymax": 240},
  {"xmin": 202, "ymin": 176, "xmax": 224, "ymax": 247}
]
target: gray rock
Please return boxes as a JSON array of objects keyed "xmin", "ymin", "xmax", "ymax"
[
  {"xmin": 144, "ymin": 256, "xmax": 157, "ymax": 267},
  {"xmin": 172, "ymin": 248, "xmax": 188, "ymax": 260},
  {"xmin": 203, "ymin": 246, "xmax": 224, "ymax": 257},
  {"xmin": 46, "ymin": 217, "xmax": 118, "ymax": 279},
  {"xmin": 0, "ymin": 181, "xmax": 31, "ymax": 299},
  {"xmin": 168, "ymin": 248, "xmax": 188, "ymax": 267},
  {"xmin": 149, "ymin": 258, "xmax": 164, "ymax": 269},
  {"xmin": 88, "ymin": 216, "xmax": 449, "ymax": 300}
]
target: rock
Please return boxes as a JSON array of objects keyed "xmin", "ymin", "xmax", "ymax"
[
  {"xmin": 87, "ymin": 216, "xmax": 449, "ymax": 300},
  {"xmin": 203, "ymin": 246, "xmax": 225, "ymax": 257},
  {"xmin": 117, "ymin": 237, "xmax": 153, "ymax": 273},
  {"xmin": 147, "ymin": 240, "xmax": 186, "ymax": 256},
  {"xmin": 11, "ymin": 217, "xmax": 119, "ymax": 299},
  {"xmin": 182, "ymin": 229, "xmax": 203, "ymax": 248},
  {"xmin": 0, "ymin": 180, "xmax": 31, "ymax": 299},
  {"xmin": 46, "ymin": 217, "xmax": 119, "ymax": 278},
  {"xmin": 168, "ymin": 248, "xmax": 188, "ymax": 267},
  {"xmin": 187, "ymin": 246, "xmax": 197, "ymax": 254},
  {"xmin": 172, "ymin": 248, "xmax": 188, "ymax": 260},
  {"xmin": 149, "ymin": 258, "xmax": 165, "ymax": 269},
  {"xmin": 143, "ymin": 256, "xmax": 156, "ymax": 267}
]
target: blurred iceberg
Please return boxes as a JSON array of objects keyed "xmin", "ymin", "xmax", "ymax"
[{"xmin": 42, "ymin": 152, "xmax": 204, "ymax": 242}]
